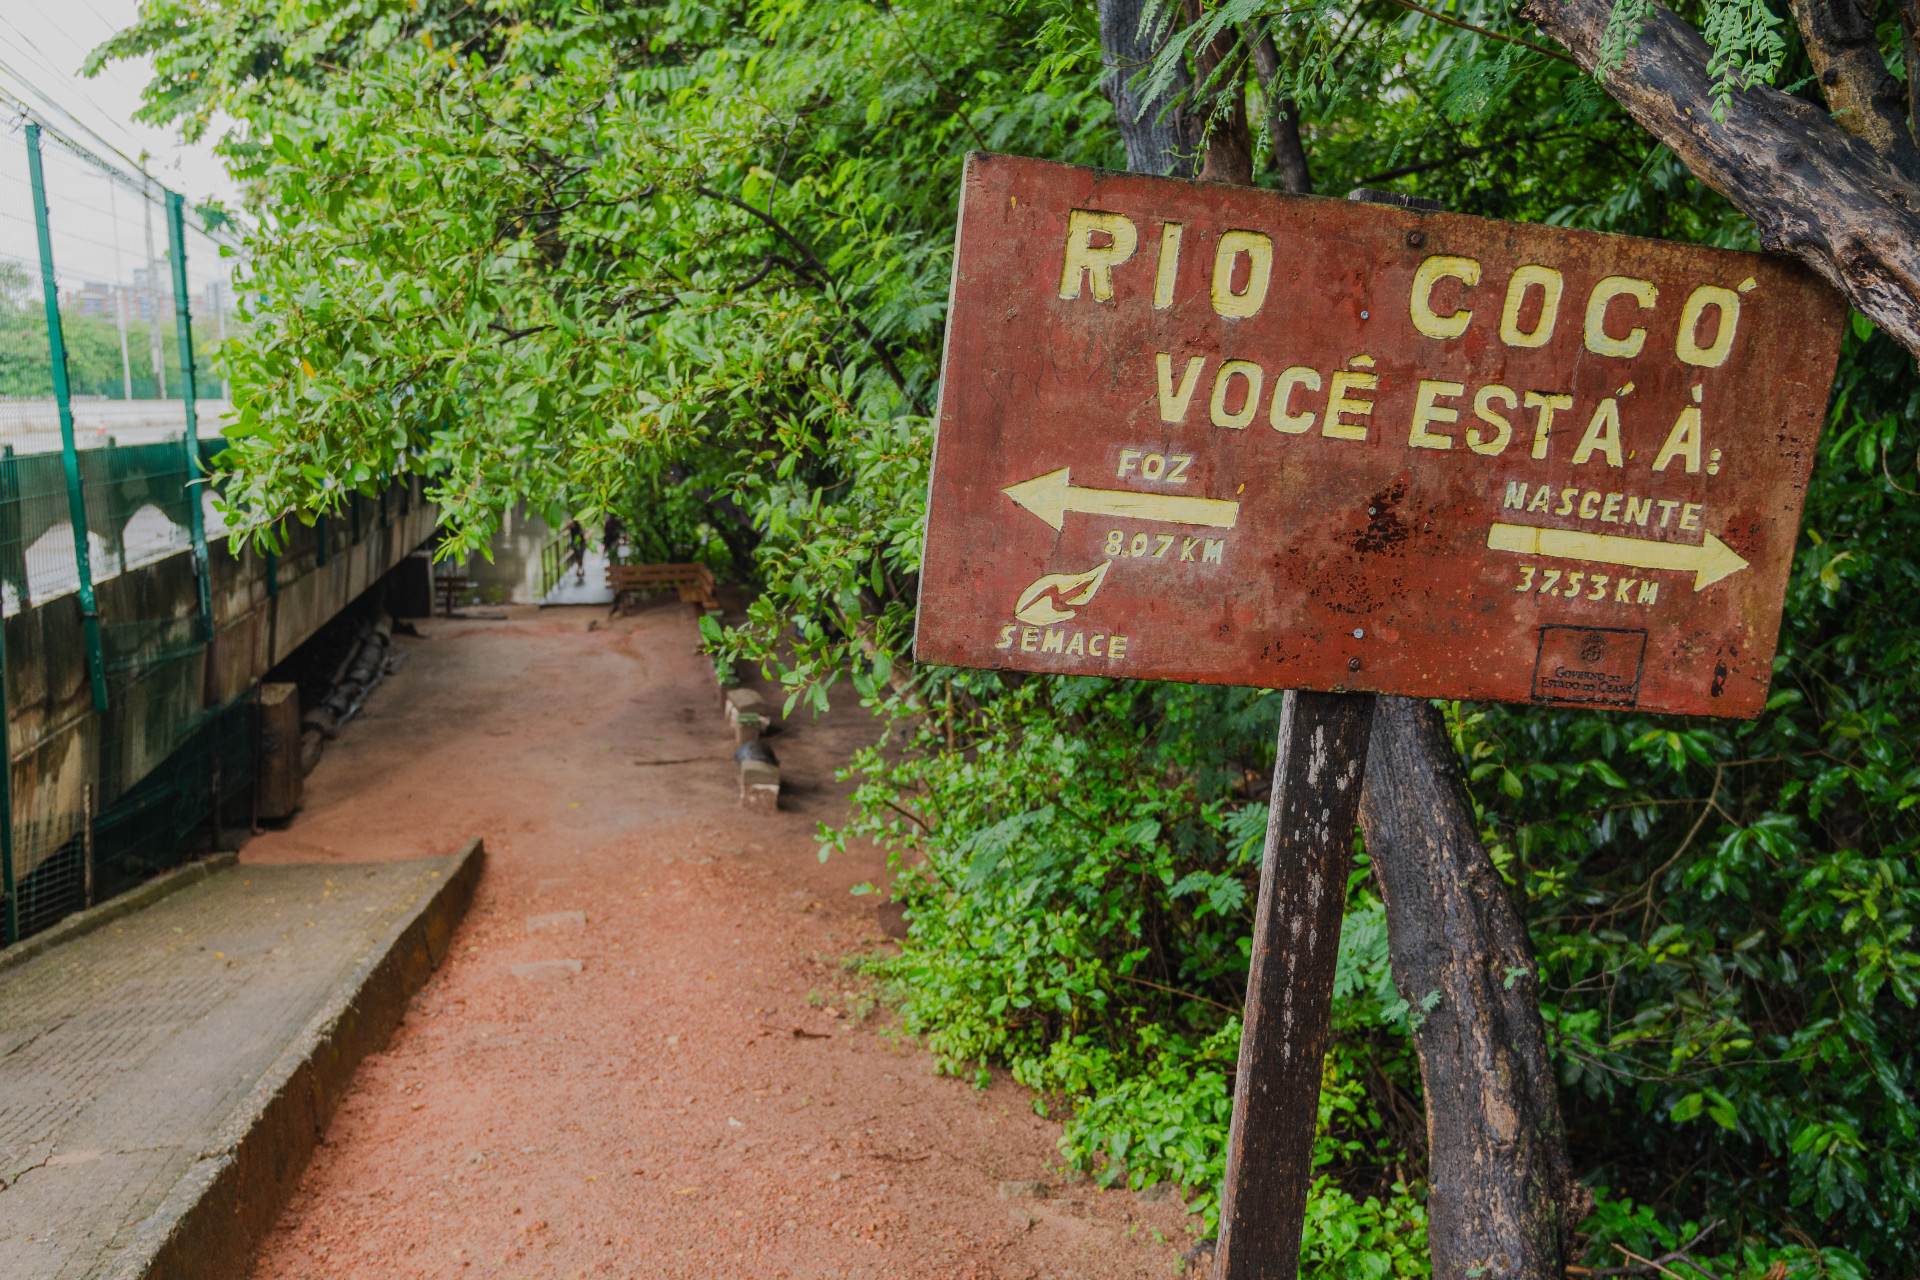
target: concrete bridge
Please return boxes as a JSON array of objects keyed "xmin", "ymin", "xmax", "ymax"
[{"xmin": 3, "ymin": 462, "xmax": 435, "ymax": 935}]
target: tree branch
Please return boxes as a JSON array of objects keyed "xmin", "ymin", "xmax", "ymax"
[
  {"xmin": 1113, "ymin": 970, "xmax": 1239, "ymax": 1014},
  {"xmin": 691, "ymin": 184, "xmax": 922, "ymax": 409},
  {"xmin": 1358, "ymin": 129, "xmax": 1579, "ymax": 184},
  {"xmin": 1381, "ymin": 0, "xmax": 1576, "ymax": 66},
  {"xmin": 1786, "ymin": 0, "xmax": 1920, "ymax": 173},
  {"xmin": 1567, "ymin": 1219, "xmax": 1724, "ymax": 1278},
  {"xmin": 488, "ymin": 321, "xmax": 553, "ymax": 342},
  {"xmin": 1245, "ymin": 25, "xmax": 1313, "ymax": 194},
  {"xmin": 1525, "ymin": 0, "xmax": 1920, "ymax": 358},
  {"xmin": 881, "ymin": 798, "xmax": 935, "ymax": 834},
  {"xmin": 886, "ymin": 10, "xmax": 989, "ymax": 151},
  {"xmin": 1900, "ymin": 0, "xmax": 1920, "ymax": 149}
]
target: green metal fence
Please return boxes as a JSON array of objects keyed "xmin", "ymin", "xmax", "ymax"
[{"xmin": 1, "ymin": 113, "xmax": 250, "ymax": 944}]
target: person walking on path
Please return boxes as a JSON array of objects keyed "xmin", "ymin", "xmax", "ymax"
[{"xmin": 565, "ymin": 518, "xmax": 587, "ymax": 583}]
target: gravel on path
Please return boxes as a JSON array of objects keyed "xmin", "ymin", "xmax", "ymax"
[{"xmin": 243, "ymin": 598, "xmax": 1198, "ymax": 1279}]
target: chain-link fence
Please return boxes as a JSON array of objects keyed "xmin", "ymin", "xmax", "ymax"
[
  {"xmin": 10, "ymin": 690, "xmax": 257, "ymax": 939},
  {"xmin": 0, "ymin": 113, "xmax": 252, "ymax": 944}
]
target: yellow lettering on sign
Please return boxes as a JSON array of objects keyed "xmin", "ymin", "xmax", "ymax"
[
  {"xmin": 1270, "ymin": 367, "xmax": 1321, "ymax": 434},
  {"xmin": 1524, "ymin": 391, "xmax": 1574, "ymax": 460},
  {"xmin": 1156, "ymin": 353, "xmax": 1206, "ymax": 423},
  {"xmin": 1211, "ymin": 230, "xmax": 1273, "ymax": 318},
  {"xmin": 1211, "ymin": 360, "xmax": 1264, "ymax": 429},
  {"xmin": 1572, "ymin": 398, "xmax": 1625, "ymax": 467},
  {"xmin": 1058, "ymin": 209, "xmax": 1137, "ymax": 301},
  {"xmin": 1676, "ymin": 285, "xmax": 1741, "ymax": 367},
  {"xmin": 1153, "ymin": 223, "xmax": 1183, "ymax": 310},
  {"xmin": 1653, "ymin": 406, "xmax": 1704, "ymax": 473},
  {"xmin": 1584, "ymin": 276, "xmax": 1658, "ymax": 358},
  {"xmin": 1500, "ymin": 265, "xmax": 1563, "ymax": 348},
  {"xmin": 1410, "ymin": 255, "xmax": 1481, "ymax": 339},
  {"xmin": 1409, "ymin": 379, "xmax": 1464, "ymax": 450},
  {"xmin": 1470, "ymin": 385, "xmax": 1517, "ymax": 455},
  {"xmin": 1323, "ymin": 370, "xmax": 1377, "ymax": 441}
]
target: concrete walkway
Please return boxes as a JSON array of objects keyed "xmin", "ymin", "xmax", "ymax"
[
  {"xmin": 0, "ymin": 850, "xmax": 477, "ymax": 1279},
  {"xmin": 539, "ymin": 545, "xmax": 614, "ymax": 606},
  {"xmin": 241, "ymin": 603, "xmax": 1197, "ymax": 1280}
]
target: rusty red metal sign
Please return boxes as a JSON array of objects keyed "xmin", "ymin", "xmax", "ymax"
[{"xmin": 915, "ymin": 153, "xmax": 1846, "ymax": 718}]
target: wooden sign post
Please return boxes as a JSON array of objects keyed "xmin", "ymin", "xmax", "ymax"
[{"xmin": 915, "ymin": 153, "xmax": 1845, "ymax": 1277}]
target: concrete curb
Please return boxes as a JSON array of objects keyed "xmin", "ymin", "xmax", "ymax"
[
  {"xmin": 103, "ymin": 837, "xmax": 486, "ymax": 1280},
  {"xmin": 0, "ymin": 853, "xmax": 239, "ymax": 974}
]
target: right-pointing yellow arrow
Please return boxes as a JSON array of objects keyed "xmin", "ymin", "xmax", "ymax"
[{"xmin": 1487, "ymin": 522, "xmax": 1750, "ymax": 591}]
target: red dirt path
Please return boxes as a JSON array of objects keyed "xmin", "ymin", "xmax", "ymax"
[{"xmin": 241, "ymin": 600, "xmax": 1198, "ymax": 1280}]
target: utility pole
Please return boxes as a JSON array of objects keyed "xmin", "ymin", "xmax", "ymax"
[
  {"xmin": 108, "ymin": 176, "xmax": 133, "ymax": 400},
  {"xmin": 143, "ymin": 194, "xmax": 166, "ymax": 399}
]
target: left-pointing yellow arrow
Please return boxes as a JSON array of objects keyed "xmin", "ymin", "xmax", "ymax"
[
  {"xmin": 1486, "ymin": 521, "xmax": 1750, "ymax": 591},
  {"xmin": 1002, "ymin": 468, "xmax": 1240, "ymax": 532}
]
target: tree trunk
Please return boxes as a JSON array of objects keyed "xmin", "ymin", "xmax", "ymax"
[
  {"xmin": 1523, "ymin": 0, "xmax": 1920, "ymax": 357},
  {"xmin": 1359, "ymin": 698, "xmax": 1588, "ymax": 1280},
  {"xmin": 1899, "ymin": 0, "xmax": 1920, "ymax": 148},
  {"xmin": 1097, "ymin": 0, "xmax": 1200, "ymax": 177},
  {"xmin": 1783, "ymin": 0, "xmax": 1918, "ymax": 170},
  {"xmin": 1245, "ymin": 31, "xmax": 1313, "ymax": 195},
  {"xmin": 1183, "ymin": 1, "xmax": 1252, "ymax": 184}
]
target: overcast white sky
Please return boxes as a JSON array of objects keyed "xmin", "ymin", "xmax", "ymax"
[
  {"xmin": 0, "ymin": 1, "xmax": 241, "ymax": 295},
  {"xmin": 0, "ymin": 0, "xmax": 240, "ymax": 207}
]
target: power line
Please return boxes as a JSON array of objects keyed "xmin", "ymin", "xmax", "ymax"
[
  {"xmin": 0, "ymin": 62, "xmax": 168, "ymax": 204},
  {"xmin": 0, "ymin": 12, "xmax": 151, "ymax": 160},
  {"xmin": 0, "ymin": 80, "xmax": 244, "ymax": 252},
  {"xmin": 0, "ymin": 14, "xmax": 248, "ymax": 245},
  {"xmin": 0, "ymin": 33, "xmax": 152, "ymax": 171}
]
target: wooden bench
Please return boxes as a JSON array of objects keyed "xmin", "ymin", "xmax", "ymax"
[
  {"xmin": 433, "ymin": 575, "xmax": 477, "ymax": 615},
  {"xmin": 607, "ymin": 563, "xmax": 718, "ymax": 610}
]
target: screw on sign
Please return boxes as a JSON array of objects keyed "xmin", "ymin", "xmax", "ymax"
[{"xmin": 914, "ymin": 154, "xmax": 1845, "ymax": 1277}]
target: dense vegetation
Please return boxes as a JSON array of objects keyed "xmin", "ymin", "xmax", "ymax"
[{"xmin": 103, "ymin": 1, "xmax": 1918, "ymax": 1275}]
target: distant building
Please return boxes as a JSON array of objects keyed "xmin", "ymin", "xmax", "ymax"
[
  {"xmin": 52, "ymin": 261, "xmax": 231, "ymax": 326},
  {"xmin": 74, "ymin": 282, "xmax": 113, "ymax": 317},
  {"xmin": 129, "ymin": 261, "xmax": 172, "ymax": 322}
]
